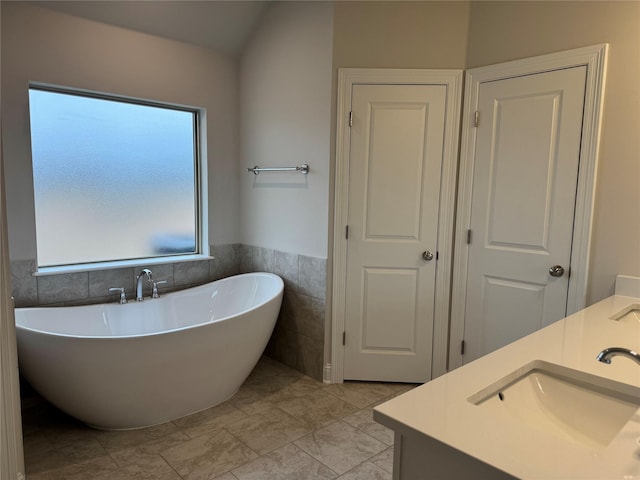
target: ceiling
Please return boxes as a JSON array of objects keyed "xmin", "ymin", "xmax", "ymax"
[{"xmin": 30, "ymin": 0, "xmax": 271, "ymax": 56}]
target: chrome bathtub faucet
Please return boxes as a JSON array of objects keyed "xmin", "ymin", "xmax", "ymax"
[
  {"xmin": 152, "ymin": 280, "xmax": 167, "ymax": 298},
  {"xmin": 109, "ymin": 287, "xmax": 127, "ymax": 304},
  {"xmin": 596, "ymin": 347, "xmax": 640, "ymax": 365},
  {"xmin": 136, "ymin": 269, "xmax": 153, "ymax": 302}
]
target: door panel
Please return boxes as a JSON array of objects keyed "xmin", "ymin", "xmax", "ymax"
[
  {"xmin": 344, "ymin": 84, "xmax": 446, "ymax": 382},
  {"xmin": 480, "ymin": 276, "xmax": 545, "ymax": 354},
  {"xmin": 365, "ymin": 104, "xmax": 428, "ymax": 239},
  {"xmin": 361, "ymin": 267, "xmax": 418, "ymax": 352},
  {"xmin": 464, "ymin": 66, "xmax": 587, "ymax": 363},
  {"xmin": 487, "ymin": 92, "xmax": 562, "ymax": 250}
]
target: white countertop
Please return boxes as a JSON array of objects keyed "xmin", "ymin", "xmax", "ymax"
[{"xmin": 374, "ymin": 292, "xmax": 640, "ymax": 479}]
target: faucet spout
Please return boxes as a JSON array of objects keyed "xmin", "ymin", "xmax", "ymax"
[
  {"xmin": 596, "ymin": 347, "xmax": 640, "ymax": 365},
  {"xmin": 136, "ymin": 269, "xmax": 153, "ymax": 302}
]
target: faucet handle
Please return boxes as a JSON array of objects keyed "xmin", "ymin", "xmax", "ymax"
[
  {"xmin": 109, "ymin": 287, "xmax": 128, "ymax": 304},
  {"xmin": 152, "ymin": 280, "xmax": 167, "ymax": 298}
]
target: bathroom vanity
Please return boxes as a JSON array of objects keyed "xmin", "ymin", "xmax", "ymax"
[{"xmin": 374, "ymin": 276, "xmax": 640, "ymax": 479}]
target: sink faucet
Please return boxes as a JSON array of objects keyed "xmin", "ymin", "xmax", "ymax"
[
  {"xmin": 136, "ymin": 269, "xmax": 153, "ymax": 302},
  {"xmin": 596, "ymin": 347, "xmax": 640, "ymax": 365}
]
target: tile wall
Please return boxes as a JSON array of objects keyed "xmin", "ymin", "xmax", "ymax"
[
  {"xmin": 246, "ymin": 246, "xmax": 327, "ymax": 381},
  {"xmin": 10, "ymin": 244, "xmax": 327, "ymax": 380}
]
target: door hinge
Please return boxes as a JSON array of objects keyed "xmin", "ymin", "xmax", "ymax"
[
  {"xmin": 342, "ymin": 331, "xmax": 346, "ymax": 346},
  {"xmin": 345, "ymin": 225, "xmax": 349, "ymax": 239},
  {"xmin": 349, "ymin": 111, "xmax": 353, "ymax": 128},
  {"xmin": 474, "ymin": 111, "xmax": 480, "ymax": 127},
  {"xmin": 466, "ymin": 229, "xmax": 472, "ymax": 244},
  {"xmin": 461, "ymin": 340, "xmax": 466, "ymax": 355}
]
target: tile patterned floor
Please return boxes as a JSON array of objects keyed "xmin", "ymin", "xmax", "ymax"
[{"xmin": 21, "ymin": 357, "xmax": 415, "ymax": 479}]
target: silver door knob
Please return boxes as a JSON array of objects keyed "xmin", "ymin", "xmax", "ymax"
[
  {"xmin": 549, "ymin": 265, "xmax": 564, "ymax": 277},
  {"xmin": 422, "ymin": 250, "xmax": 434, "ymax": 261}
]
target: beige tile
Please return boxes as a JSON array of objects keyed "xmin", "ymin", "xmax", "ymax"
[
  {"xmin": 232, "ymin": 443, "xmax": 337, "ymax": 480},
  {"xmin": 32, "ymin": 409, "xmax": 98, "ymax": 450},
  {"xmin": 161, "ymin": 429, "xmax": 258, "ymax": 480},
  {"xmin": 213, "ymin": 473, "xmax": 240, "ymax": 480},
  {"xmin": 26, "ymin": 438, "xmax": 112, "ymax": 476},
  {"xmin": 26, "ymin": 454, "xmax": 118, "ymax": 480},
  {"xmin": 294, "ymin": 421, "xmax": 387, "ymax": 475},
  {"xmin": 44, "ymin": 424, "xmax": 98, "ymax": 451},
  {"xmin": 337, "ymin": 461, "xmax": 391, "ymax": 480},
  {"xmin": 230, "ymin": 367, "xmax": 303, "ymax": 415},
  {"xmin": 277, "ymin": 390, "xmax": 358, "ymax": 429},
  {"xmin": 322, "ymin": 382, "xmax": 402, "ymax": 408},
  {"xmin": 94, "ymin": 421, "xmax": 179, "ymax": 452},
  {"xmin": 22, "ymin": 429, "xmax": 55, "ymax": 464},
  {"xmin": 370, "ymin": 446, "xmax": 395, "ymax": 474},
  {"xmin": 230, "ymin": 387, "xmax": 294, "ymax": 417},
  {"xmin": 226, "ymin": 408, "xmax": 312, "ymax": 455},
  {"xmin": 22, "ymin": 361, "xmax": 408, "ymax": 480},
  {"xmin": 342, "ymin": 408, "xmax": 394, "ymax": 445},
  {"xmin": 247, "ymin": 355, "xmax": 302, "ymax": 379},
  {"xmin": 378, "ymin": 383, "xmax": 418, "ymax": 401},
  {"xmin": 283, "ymin": 375, "xmax": 325, "ymax": 397},
  {"xmin": 108, "ymin": 431, "xmax": 191, "ymax": 467},
  {"xmin": 92, "ymin": 456, "xmax": 182, "ymax": 480},
  {"xmin": 173, "ymin": 401, "xmax": 248, "ymax": 437}
]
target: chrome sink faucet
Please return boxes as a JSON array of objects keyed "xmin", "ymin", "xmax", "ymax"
[
  {"xmin": 596, "ymin": 347, "xmax": 640, "ymax": 365},
  {"xmin": 136, "ymin": 269, "xmax": 153, "ymax": 302}
]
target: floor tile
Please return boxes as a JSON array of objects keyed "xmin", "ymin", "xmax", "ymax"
[
  {"xmin": 277, "ymin": 390, "xmax": 358, "ymax": 429},
  {"xmin": 25, "ymin": 455, "xmax": 118, "ymax": 480},
  {"xmin": 342, "ymin": 408, "xmax": 394, "ymax": 445},
  {"xmin": 26, "ymin": 437, "xmax": 112, "ymax": 476},
  {"xmin": 213, "ymin": 472, "xmax": 238, "ymax": 480},
  {"xmin": 232, "ymin": 443, "xmax": 338, "ymax": 480},
  {"xmin": 20, "ymin": 357, "xmax": 409, "ymax": 480},
  {"xmin": 94, "ymin": 421, "xmax": 179, "ymax": 452},
  {"xmin": 160, "ymin": 429, "xmax": 258, "ymax": 480},
  {"xmin": 283, "ymin": 375, "xmax": 325, "ymax": 397},
  {"xmin": 226, "ymin": 407, "xmax": 312, "ymax": 455},
  {"xmin": 230, "ymin": 377, "xmax": 297, "ymax": 416},
  {"xmin": 246, "ymin": 355, "xmax": 303, "ymax": 379},
  {"xmin": 294, "ymin": 421, "xmax": 387, "ymax": 474},
  {"xmin": 213, "ymin": 473, "xmax": 240, "ymax": 480},
  {"xmin": 369, "ymin": 446, "xmax": 395, "ymax": 473},
  {"xmin": 22, "ymin": 429, "xmax": 56, "ymax": 463},
  {"xmin": 322, "ymin": 382, "xmax": 404, "ymax": 409},
  {"xmin": 91, "ymin": 456, "xmax": 182, "ymax": 480},
  {"xmin": 173, "ymin": 401, "xmax": 248, "ymax": 438},
  {"xmin": 336, "ymin": 461, "xmax": 391, "ymax": 480},
  {"xmin": 108, "ymin": 431, "xmax": 191, "ymax": 467}
]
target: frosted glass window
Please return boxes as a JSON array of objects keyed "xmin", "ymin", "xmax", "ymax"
[{"xmin": 28, "ymin": 87, "xmax": 199, "ymax": 267}]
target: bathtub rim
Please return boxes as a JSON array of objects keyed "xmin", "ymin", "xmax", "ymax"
[{"xmin": 15, "ymin": 271, "xmax": 284, "ymax": 340}]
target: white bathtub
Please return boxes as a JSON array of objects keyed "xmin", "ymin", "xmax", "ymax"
[{"xmin": 15, "ymin": 272, "xmax": 284, "ymax": 430}]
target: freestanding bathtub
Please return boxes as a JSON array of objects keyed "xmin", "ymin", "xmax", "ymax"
[{"xmin": 15, "ymin": 272, "xmax": 283, "ymax": 430}]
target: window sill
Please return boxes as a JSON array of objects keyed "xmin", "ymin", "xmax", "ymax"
[{"xmin": 33, "ymin": 254, "xmax": 214, "ymax": 277}]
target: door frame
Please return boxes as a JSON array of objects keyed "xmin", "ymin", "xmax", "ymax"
[
  {"xmin": 449, "ymin": 44, "xmax": 608, "ymax": 370},
  {"xmin": 0, "ymin": 132, "xmax": 25, "ymax": 479},
  {"xmin": 330, "ymin": 68, "xmax": 463, "ymax": 383}
]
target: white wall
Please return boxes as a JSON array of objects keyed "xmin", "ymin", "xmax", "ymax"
[
  {"xmin": 239, "ymin": 1, "xmax": 333, "ymax": 258},
  {"xmin": 1, "ymin": 3, "xmax": 240, "ymax": 261}
]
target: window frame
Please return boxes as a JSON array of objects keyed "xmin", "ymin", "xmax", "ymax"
[{"xmin": 28, "ymin": 83, "xmax": 209, "ymax": 275}]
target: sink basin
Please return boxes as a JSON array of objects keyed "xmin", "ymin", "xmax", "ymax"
[
  {"xmin": 468, "ymin": 361, "xmax": 640, "ymax": 449},
  {"xmin": 609, "ymin": 304, "xmax": 640, "ymax": 323}
]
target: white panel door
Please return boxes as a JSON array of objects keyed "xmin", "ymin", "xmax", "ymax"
[
  {"xmin": 344, "ymin": 84, "xmax": 446, "ymax": 382},
  {"xmin": 463, "ymin": 66, "xmax": 587, "ymax": 362}
]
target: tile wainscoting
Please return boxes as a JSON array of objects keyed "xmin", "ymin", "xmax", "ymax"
[{"xmin": 10, "ymin": 244, "xmax": 327, "ymax": 380}]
